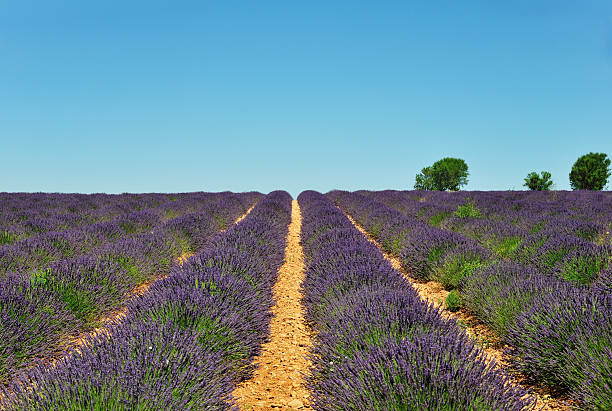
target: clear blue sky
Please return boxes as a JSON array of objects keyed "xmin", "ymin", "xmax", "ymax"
[{"xmin": 1, "ymin": 1, "xmax": 611, "ymax": 196}]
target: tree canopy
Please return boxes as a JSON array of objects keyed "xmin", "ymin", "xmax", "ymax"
[
  {"xmin": 569, "ymin": 152, "xmax": 610, "ymax": 190},
  {"xmin": 524, "ymin": 171, "xmax": 553, "ymax": 191},
  {"xmin": 414, "ymin": 157, "xmax": 469, "ymax": 191}
]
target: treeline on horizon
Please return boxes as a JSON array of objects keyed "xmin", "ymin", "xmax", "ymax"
[{"xmin": 414, "ymin": 152, "xmax": 611, "ymax": 192}]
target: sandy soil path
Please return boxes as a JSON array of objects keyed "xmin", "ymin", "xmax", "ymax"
[
  {"xmin": 342, "ymin": 210, "xmax": 569, "ymax": 411},
  {"xmin": 232, "ymin": 200, "xmax": 313, "ymax": 410}
]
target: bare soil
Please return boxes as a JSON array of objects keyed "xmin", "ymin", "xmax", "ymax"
[
  {"xmin": 235, "ymin": 205, "xmax": 255, "ymax": 225},
  {"xmin": 343, "ymin": 211, "xmax": 570, "ymax": 411},
  {"xmin": 232, "ymin": 200, "xmax": 313, "ymax": 410}
]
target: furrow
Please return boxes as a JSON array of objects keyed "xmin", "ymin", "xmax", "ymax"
[{"xmin": 232, "ymin": 200, "xmax": 313, "ymax": 410}]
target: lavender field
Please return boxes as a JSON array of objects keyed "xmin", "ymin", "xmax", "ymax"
[
  {"xmin": 0, "ymin": 190, "xmax": 610, "ymax": 410},
  {"xmin": 328, "ymin": 190, "xmax": 612, "ymax": 410}
]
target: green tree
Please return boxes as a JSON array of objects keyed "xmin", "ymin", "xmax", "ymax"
[
  {"xmin": 414, "ymin": 166, "xmax": 436, "ymax": 190},
  {"xmin": 523, "ymin": 171, "xmax": 553, "ymax": 191},
  {"xmin": 414, "ymin": 157, "xmax": 469, "ymax": 191},
  {"xmin": 569, "ymin": 152, "xmax": 611, "ymax": 190}
]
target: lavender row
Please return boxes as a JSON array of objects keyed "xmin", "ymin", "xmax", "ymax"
[
  {"xmin": 1, "ymin": 191, "xmax": 291, "ymax": 410},
  {"xmin": 362, "ymin": 190, "xmax": 612, "ymax": 238},
  {"xmin": 358, "ymin": 190, "xmax": 609, "ymax": 246},
  {"xmin": 0, "ymin": 193, "xmax": 259, "ymax": 384},
  {"xmin": 463, "ymin": 262, "xmax": 611, "ymax": 409},
  {"xmin": 1, "ymin": 210, "xmax": 164, "ymax": 277},
  {"xmin": 299, "ymin": 191, "xmax": 530, "ymax": 410},
  {"xmin": 360, "ymin": 190, "xmax": 611, "ymax": 285},
  {"xmin": 328, "ymin": 191, "xmax": 491, "ymax": 289},
  {"xmin": 0, "ymin": 191, "xmax": 261, "ymax": 246},
  {"xmin": 331, "ymin": 191, "xmax": 612, "ymax": 408},
  {"xmin": 0, "ymin": 192, "xmax": 262, "ymax": 276},
  {"xmin": 0, "ymin": 192, "xmax": 171, "ymax": 242}
]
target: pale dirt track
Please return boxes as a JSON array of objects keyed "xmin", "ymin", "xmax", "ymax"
[
  {"xmin": 232, "ymin": 200, "xmax": 313, "ymax": 410},
  {"xmin": 342, "ymin": 210, "xmax": 569, "ymax": 411}
]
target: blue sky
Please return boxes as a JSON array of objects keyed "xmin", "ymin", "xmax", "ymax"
[{"xmin": 1, "ymin": 1, "xmax": 611, "ymax": 196}]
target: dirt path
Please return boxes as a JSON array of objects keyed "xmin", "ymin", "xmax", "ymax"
[
  {"xmin": 235, "ymin": 205, "xmax": 255, "ymax": 225},
  {"xmin": 232, "ymin": 200, "xmax": 313, "ymax": 410},
  {"xmin": 341, "ymin": 210, "xmax": 568, "ymax": 411}
]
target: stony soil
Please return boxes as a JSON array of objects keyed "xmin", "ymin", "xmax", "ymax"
[{"xmin": 232, "ymin": 200, "xmax": 313, "ymax": 410}]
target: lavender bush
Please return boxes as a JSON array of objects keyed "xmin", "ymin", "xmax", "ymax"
[
  {"xmin": 300, "ymin": 191, "xmax": 531, "ymax": 410},
  {"xmin": 340, "ymin": 190, "xmax": 612, "ymax": 408},
  {"xmin": 1, "ymin": 191, "xmax": 291, "ymax": 409},
  {"xmin": 0, "ymin": 192, "xmax": 261, "ymax": 384}
]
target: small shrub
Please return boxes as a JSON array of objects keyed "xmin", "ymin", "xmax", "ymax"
[
  {"xmin": 163, "ymin": 210, "xmax": 178, "ymax": 220},
  {"xmin": 0, "ymin": 231, "xmax": 16, "ymax": 245},
  {"xmin": 559, "ymin": 255, "xmax": 606, "ymax": 284},
  {"xmin": 454, "ymin": 201, "xmax": 481, "ymax": 218},
  {"xmin": 433, "ymin": 252, "xmax": 484, "ymax": 290},
  {"xmin": 529, "ymin": 222, "xmax": 545, "ymax": 234},
  {"xmin": 427, "ymin": 247, "xmax": 445, "ymax": 264},
  {"xmin": 110, "ymin": 255, "xmax": 142, "ymax": 283},
  {"xmin": 492, "ymin": 237, "xmax": 522, "ymax": 258},
  {"xmin": 523, "ymin": 171, "xmax": 553, "ymax": 191},
  {"xmin": 429, "ymin": 212, "xmax": 449, "ymax": 226},
  {"xmin": 446, "ymin": 290, "xmax": 462, "ymax": 312}
]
